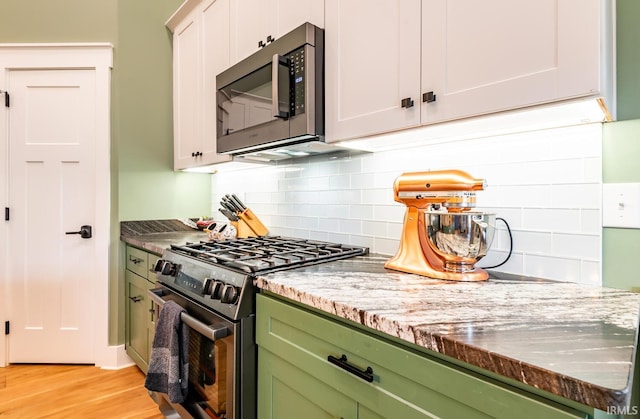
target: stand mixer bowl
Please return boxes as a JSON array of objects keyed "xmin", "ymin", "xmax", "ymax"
[{"xmin": 425, "ymin": 211, "xmax": 496, "ymax": 273}]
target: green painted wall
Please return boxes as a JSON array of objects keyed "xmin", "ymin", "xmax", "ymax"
[
  {"xmin": 116, "ymin": 0, "xmax": 211, "ymax": 221},
  {"xmin": 602, "ymin": 120, "xmax": 640, "ymax": 291},
  {"xmin": 601, "ymin": 0, "xmax": 640, "ymax": 291},
  {"xmin": 615, "ymin": 0, "xmax": 640, "ymax": 121},
  {"xmin": 0, "ymin": 0, "xmax": 211, "ymax": 347}
]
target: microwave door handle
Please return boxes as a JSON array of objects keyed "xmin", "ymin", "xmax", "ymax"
[{"xmin": 272, "ymin": 54, "xmax": 290, "ymax": 119}]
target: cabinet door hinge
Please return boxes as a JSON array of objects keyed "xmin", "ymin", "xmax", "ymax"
[
  {"xmin": 5, "ymin": 207, "xmax": 9, "ymax": 221},
  {"xmin": 0, "ymin": 90, "xmax": 9, "ymax": 107},
  {"xmin": 5, "ymin": 321, "xmax": 9, "ymax": 335}
]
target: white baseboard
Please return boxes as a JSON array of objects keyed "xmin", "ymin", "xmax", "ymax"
[{"xmin": 96, "ymin": 344, "xmax": 135, "ymax": 370}]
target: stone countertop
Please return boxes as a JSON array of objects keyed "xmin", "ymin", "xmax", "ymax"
[
  {"xmin": 255, "ymin": 254, "xmax": 640, "ymax": 413},
  {"xmin": 120, "ymin": 219, "xmax": 209, "ymax": 254}
]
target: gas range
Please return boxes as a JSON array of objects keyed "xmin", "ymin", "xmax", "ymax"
[{"xmin": 153, "ymin": 236, "xmax": 369, "ymax": 321}]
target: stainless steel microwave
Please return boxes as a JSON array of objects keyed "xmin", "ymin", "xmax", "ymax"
[{"xmin": 216, "ymin": 22, "xmax": 325, "ymax": 159}]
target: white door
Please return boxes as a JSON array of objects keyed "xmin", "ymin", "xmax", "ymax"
[{"xmin": 6, "ymin": 68, "xmax": 99, "ymax": 363}]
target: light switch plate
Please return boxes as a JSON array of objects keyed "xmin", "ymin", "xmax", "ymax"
[{"xmin": 602, "ymin": 183, "xmax": 640, "ymax": 228}]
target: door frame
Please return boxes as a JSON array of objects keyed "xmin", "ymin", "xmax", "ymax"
[{"xmin": 0, "ymin": 44, "xmax": 114, "ymax": 368}]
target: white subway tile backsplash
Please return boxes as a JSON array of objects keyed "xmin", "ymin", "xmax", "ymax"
[
  {"xmin": 524, "ymin": 254, "xmax": 582, "ymax": 283},
  {"xmin": 512, "ymin": 231, "xmax": 552, "ymax": 254},
  {"xmin": 375, "ymin": 237, "xmax": 400, "ymax": 256},
  {"xmin": 551, "ymin": 183, "xmax": 601, "ymax": 209},
  {"xmin": 551, "ymin": 233, "xmax": 600, "ymax": 260},
  {"xmin": 581, "ymin": 260, "xmax": 601, "ymax": 286},
  {"xmin": 373, "ymin": 205, "xmax": 405, "ymax": 223},
  {"xmin": 349, "ymin": 204, "xmax": 373, "ymax": 220},
  {"xmin": 362, "ymin": 220, "xmax": 387, "ymax": 238},
  {"xmin": 580, "ymin": 209, "xmax": 601, "ymax": 234},
  {"xmin": 329, "ymin": 173, "xmax": 351, "ymax": 189},
  {"xmin": 497, "ymin": 185, "xmax": 553, "ymax": 208},
  {"xmin": 521, "ymin": 208, "xmax": 581, "ymax": 233},
  {"xmin": 211, "ymin": 123, "xmax": 604, "ymax": 284}
]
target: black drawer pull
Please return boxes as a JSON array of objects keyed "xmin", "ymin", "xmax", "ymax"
[
  {"xmin": 129, "ymin": 256, "xmax": 143, "ymax": 265},
  {"xmin": 327, "ymin": 354, "xmax": 374, "ymax": 383}
]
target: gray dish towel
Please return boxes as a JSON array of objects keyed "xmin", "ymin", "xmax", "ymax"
[{"xmin": 144, "ymin": 300, "xmax": 189, "ymax": 403}]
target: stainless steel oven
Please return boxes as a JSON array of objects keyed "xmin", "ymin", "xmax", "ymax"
[
  {"xmin": 146, "ymin": 236, "xmax": 368, "ymax": 419},
  {"xmin": 148, "ymin": 287, "xmax": 255, "ymax": 419},
  {"xmin": 216, "ymin": 22, "xmax": 325, "ymax": 158}
]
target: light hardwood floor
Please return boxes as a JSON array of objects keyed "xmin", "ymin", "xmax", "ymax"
[{"xmin": 0, "ymin": 364, "xmax": 163, "ymax": 418}]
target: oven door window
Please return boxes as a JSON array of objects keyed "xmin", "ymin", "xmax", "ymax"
[{"xmin": 188, "ymin": 330, "xmax": 234, "ymax": 419}]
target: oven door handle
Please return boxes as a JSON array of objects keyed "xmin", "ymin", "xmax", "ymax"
[{"xmin": 148, "ymin": 288, "xmax": 229, "ymax": 341}]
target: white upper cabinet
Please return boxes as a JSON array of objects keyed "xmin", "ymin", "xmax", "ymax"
[
  {"xmin": 326, "ymin": 0, "xmax": 612, "ymax": 143},
  {"xmin": 324, "ymin": 0, "xmax": 422, "ymax": 143},
  {"xmin": 168, "ymin": 0, "xmax": 232, "ymax": 170},
  {"xmin": 421, "ymin": 0, "xmax": 604, "ymax": 125},
  {"xmin": 230, "ymin": 0, "xmax": 325, "ymax": 64}
]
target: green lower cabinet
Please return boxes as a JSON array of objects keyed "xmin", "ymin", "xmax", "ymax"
[
  {"xmin": 259, "ymin": 347, "xmax": 356, "ymax": 419},
  {"xmin": 256, "ymin": 294, "xmax": 590, "ymax": 419},
  {"xmin": 125, "ymin": 270, "xmax": 154, "ymax": 373},
  {"xmin": 125, "ymin": 245, "xmax": 159, "ymax": 374}
]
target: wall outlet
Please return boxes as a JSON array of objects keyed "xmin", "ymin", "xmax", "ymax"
[{"xmin": 602, "ymin": 183, "xmax": 640, "ymax": 228}]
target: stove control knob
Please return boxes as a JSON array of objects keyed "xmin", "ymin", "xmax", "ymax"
[
  {"xmin": 160, "ymin": 261, "xmax": 178, "ymax": 276},
  {"xmin": 209, "ymin": 281, "xmax": 225, "ymax": 300},
  {"xmin": 152, "ymin": 259, "xmax": 165, "ymax": 273},
  {"xmin": 202, "ymin": 278, "xmax": 213, "ymax": 295},
  {"xmin": 220, "ymin": 284, "xmax": 239, "ymax": 305}
]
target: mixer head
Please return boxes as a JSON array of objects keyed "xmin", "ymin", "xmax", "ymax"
[{"xmin": 393, "ymin": 169, "xmax": 486, "ymax": 212}]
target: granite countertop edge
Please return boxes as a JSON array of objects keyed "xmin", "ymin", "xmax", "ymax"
[
  {"xmin": 120, "ymin": 220, "xmax": 209, "ymax": 254},
  {"xmin": 254, "ymin": 266, "xmax": 639, "ymax": 413}
]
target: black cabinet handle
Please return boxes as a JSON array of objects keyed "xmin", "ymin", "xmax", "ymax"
[
  {"xmin": 328, "ymin": 354, "xmax": 374, "ymax": 383},
  {"xmin": 422, "ymin": 91, "xmax": 437, "ymax": 103},
  {"xmin": 129, "ymin": 296, "xmax": 142, "ymax": 303},
  {"xmin": 401, "ymin": 97, "xmax": 414, "ymax": 108}
]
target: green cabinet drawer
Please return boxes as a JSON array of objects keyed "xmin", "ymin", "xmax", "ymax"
[
  {"xmin": 257, "ymin": 294, "xmax": 587, "ymax": 419},
  {"xmin": 126, "ymin": 245, "xmax": 149, "ymax": 278}
]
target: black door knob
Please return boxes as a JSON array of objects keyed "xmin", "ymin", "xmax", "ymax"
[{"xmin": 65, "ymin": 225, "xmax": 92, "ymax": 239}]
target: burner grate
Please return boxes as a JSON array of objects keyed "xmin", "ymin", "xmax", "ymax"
[{"xmin": 169, "ymin": 236, "xmax": 368, "ymax": 274}]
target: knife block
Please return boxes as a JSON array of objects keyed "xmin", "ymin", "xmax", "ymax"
[{"xmin": 231, "ymin": 220, "xmax": 258, "ymax": 238}]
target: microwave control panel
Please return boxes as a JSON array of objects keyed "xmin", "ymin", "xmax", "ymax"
[{"xmin": 289, "ymin": 47, "xmax": 305, "ymax": 116}]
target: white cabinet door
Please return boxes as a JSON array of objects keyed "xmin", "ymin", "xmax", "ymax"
[
  {"xmin": 230, "ymin": 0, "xmax": 325, "ymax": 65},
  {"xmin": 273, "ymin": 0, "xmax": 324, "ymax": 40},
  {"xmin": 171, "ymin": 0, "xmax": 231, "ymax": 170},
  {"xmin": 421, "ymin": 0, "xmax": 602, "ymax": 124},
  {"xmin": 173, "ymin": 9, "xmax": 202, "ymax": 169},
  {"xmin": 325, "ymin": 0, "xmax": 421, "ymax": 143},
  {"xmin": 229, "ymin": 0, "xmax": 271, "ymax": 64},
  {"xmin": 199, "ymin": 0, "xmax": 232, "ymax": 166}
]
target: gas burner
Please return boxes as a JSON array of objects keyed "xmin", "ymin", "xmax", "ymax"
[{"xmin": 169, "ymin": 236, "xmax": 368, "ymax": 275}]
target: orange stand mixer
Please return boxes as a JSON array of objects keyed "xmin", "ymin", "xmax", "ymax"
[{"xmin": 384, "ymin": 169, "xmax": 496, "ymax": 281}]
